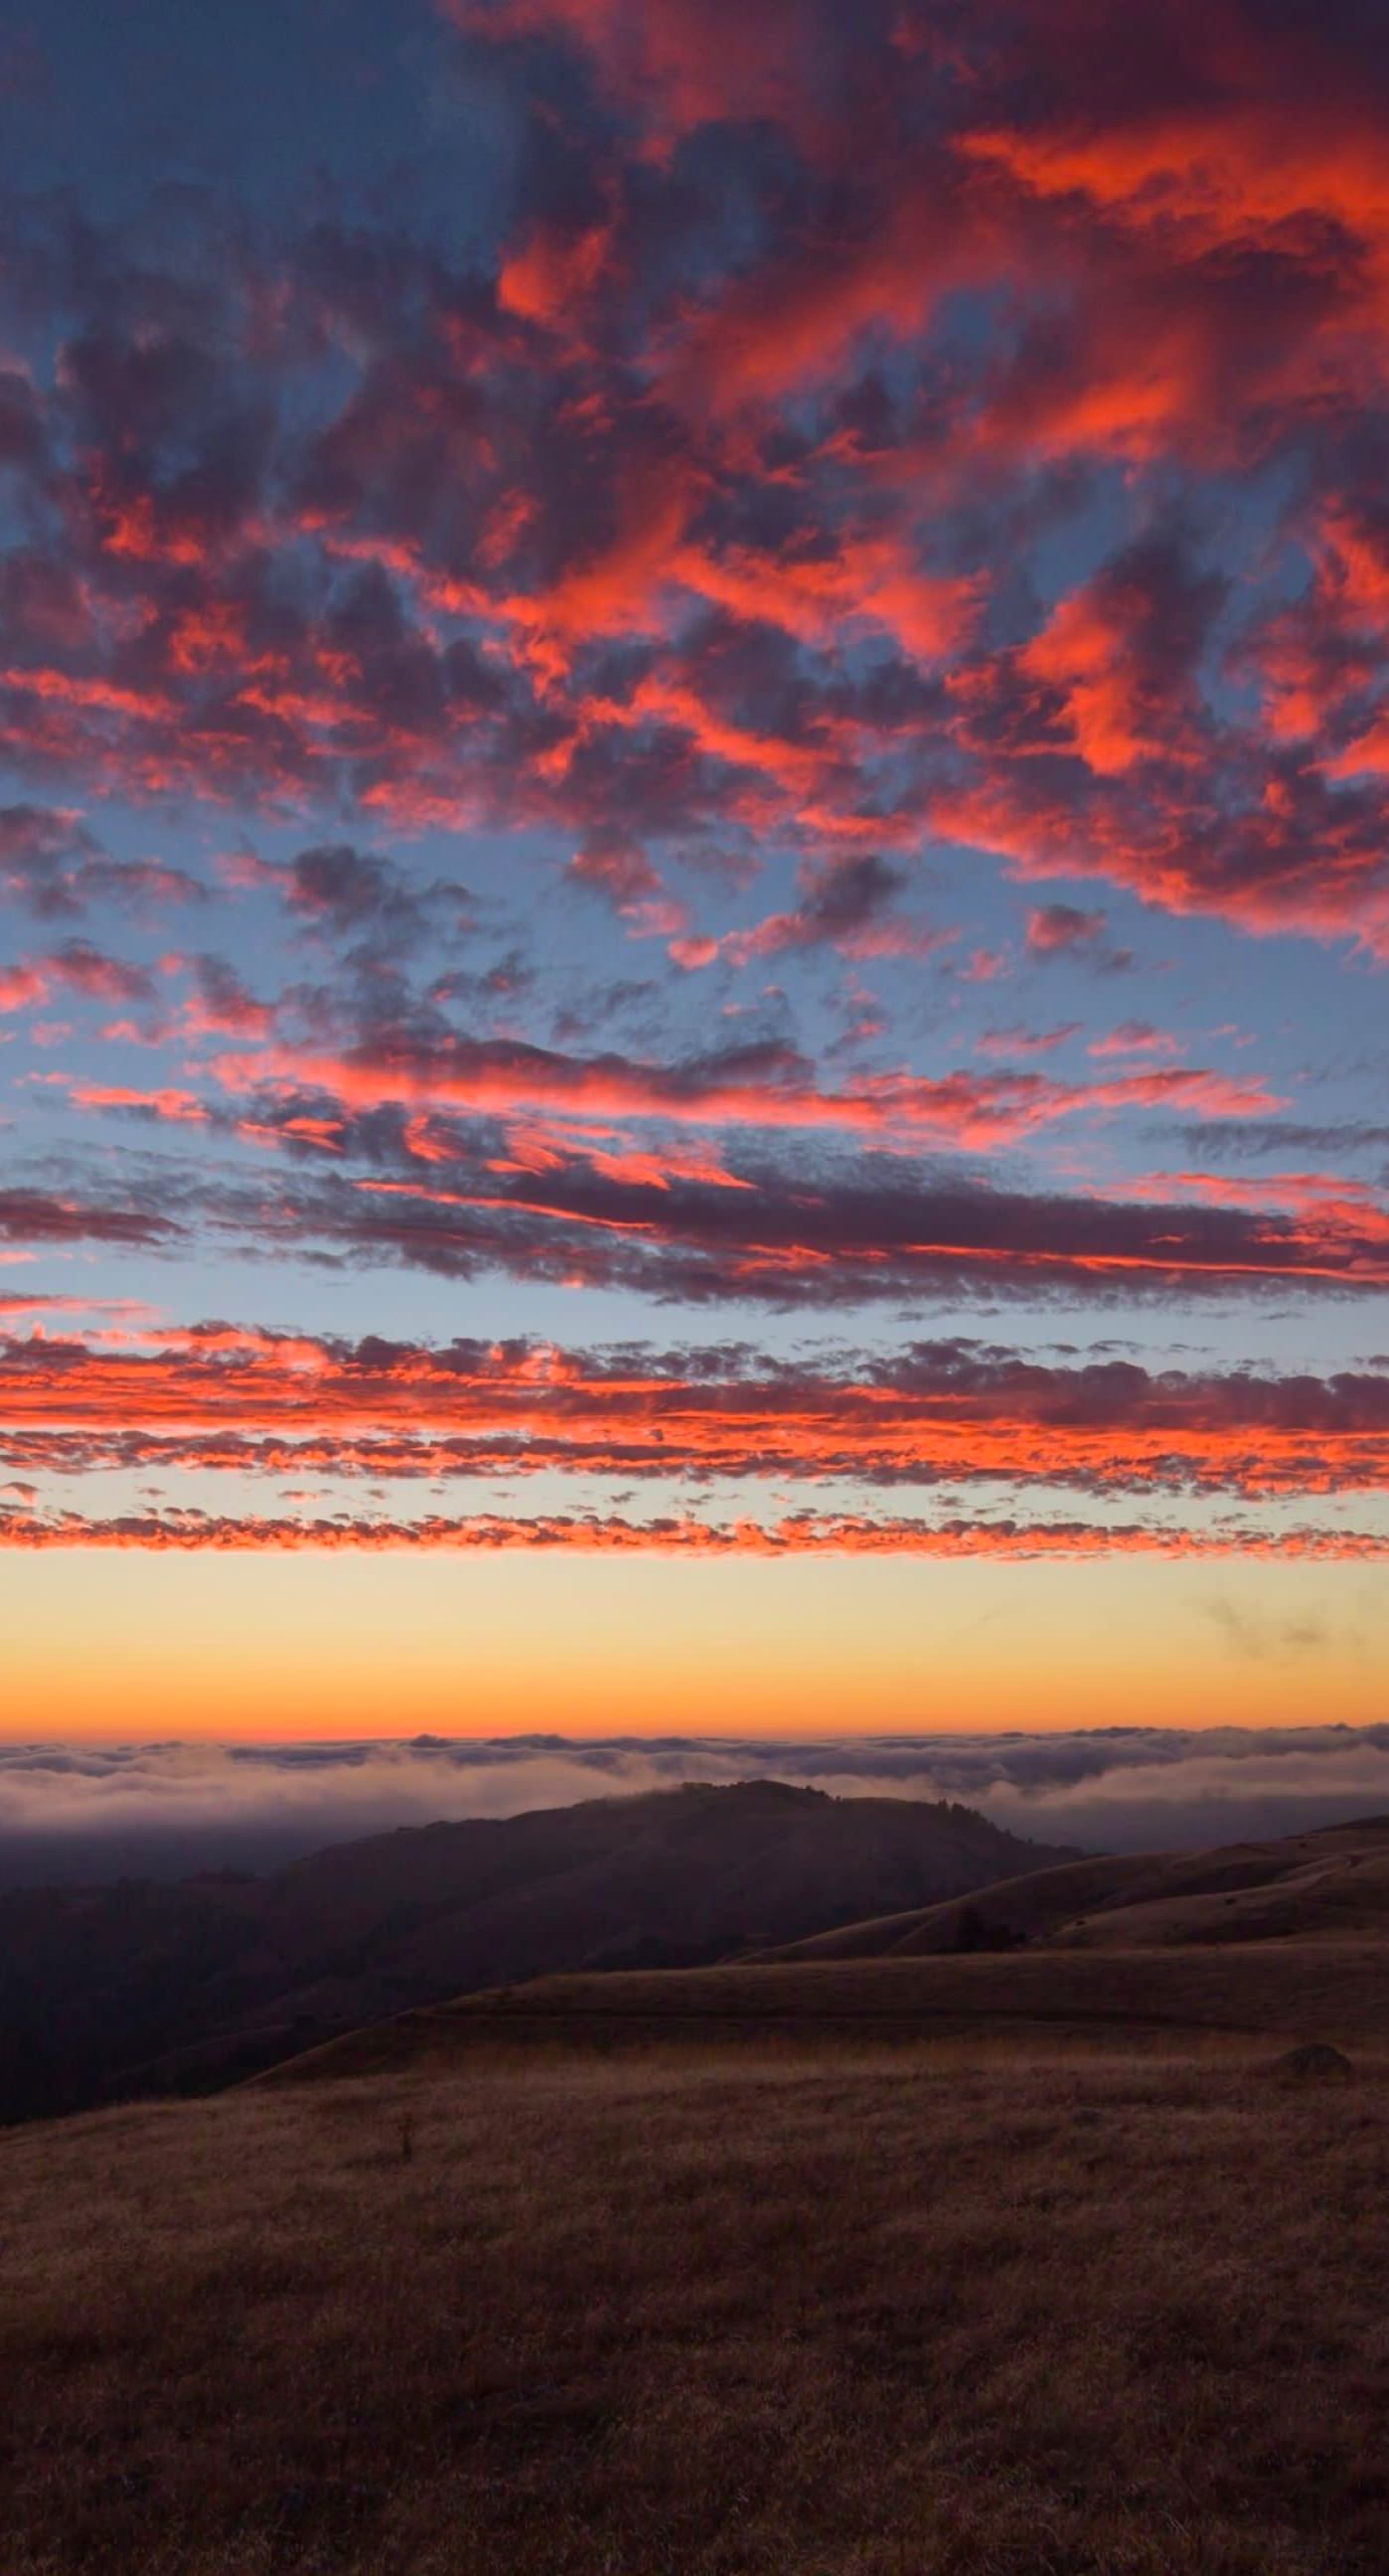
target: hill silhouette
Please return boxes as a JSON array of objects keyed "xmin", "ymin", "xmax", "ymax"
[
  {"xmin": 0, "ymin": 1780, "xmax": 1068, "ymax": 2123},
  {"xmin": 756, "ymin": 1813, "xmax": 1389, "ymax": 1959},
  {"xmin": 257, "ymin": 1813, "xmax": 1389, "ymax": 2089}
]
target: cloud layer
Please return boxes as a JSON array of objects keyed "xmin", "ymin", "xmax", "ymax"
[
  {"xmin": 2, "ymin": 1318, "xmax": 1385, "ymax": 1558},
  {"xmin": 3, "ymin": 1726, "xmax": 1388, "ymax": 1886}
]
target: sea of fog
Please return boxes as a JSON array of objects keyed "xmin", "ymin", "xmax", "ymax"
[{"xmin": 1, "ymin": 1725, "xmax": 1388, "ymax": 1886}]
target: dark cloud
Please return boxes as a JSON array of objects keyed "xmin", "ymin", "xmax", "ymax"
[
  {"xmin": 1024, "ymin": 904, "xmax": 1134, "ymax": 974},
  {"xmin": 0, "ymin": 1188, "xmax": 176, "ymax": 1248},
  {"xmin": 1172, "ymin": 1120, "xmax": 1389, "ymax": 1164},
  {"xmin": 39, "ymin": 940, "xmax": 157, "ymax": 1004},
  {"xmin": 176, "ymin": 950, "xmax": 274, "ymax": 1040},
  {"xmin": 4, "ymin": 1053, "xmax": 1383, "ymax": 1305},
  {"xmin": 226, "ymin": 843, "xmax": 476, "ymax": 963},
  {"xmin": 286, "ymin": 1151, "xmax": 1389, "ymax": 1306}
]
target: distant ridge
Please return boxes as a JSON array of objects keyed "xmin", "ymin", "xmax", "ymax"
[
  {"xmin": 0, "ymin": 1780, "xmax": 1071, "ymax": 2123},
  {"xmin": 258, "ymin": 1813, "xmax": 1389, "ymax": 2092},
  {"xmin": 756, "ymin": 1814, "xmax": 1389, "ymax": 1959},
  {"xmin": 244, "ymin": 1813, "xmax": 1389, "ymax": 2091}
]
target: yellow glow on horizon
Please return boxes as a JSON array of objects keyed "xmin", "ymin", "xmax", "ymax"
[{"xmin": 2, "ymin": 1549, "xmax": 1383, "ymax": 1740}]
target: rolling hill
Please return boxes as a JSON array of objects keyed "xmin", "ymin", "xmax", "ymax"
[
  {"xmin": 4, "ymin": 2005, "xmax": 1387, "ymax": 2574},
  {"xmin": 757, "ymin": 1812, "xmax": 1389, "ymax": 1958},
  {"xmin": 0, "ymin": 1780, "xmax": 1069, "ymax": 2123},
  {"xmin": 260, "ymin": 1932, "xmax": 1389, "ymax": 2088},
  {"xmin": 7, "ymin": 1803, "xmax": 1389, "ymax": 2572},
  {"xmin": 257, "ymin": 1813, "xmax": 1389, "ymax": 2089}
]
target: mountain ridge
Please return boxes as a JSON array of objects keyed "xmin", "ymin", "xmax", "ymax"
[
  {"xmin": 755, "ymin": 1812, "xmax": 1389, "ymax": 1959},
  {"xmin": 0, "ymin": 1779, "xmax": 1072, "ymax": 2122}
]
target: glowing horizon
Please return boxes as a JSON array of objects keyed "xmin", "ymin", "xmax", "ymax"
[{"xmin": 5, "ymin": 1551, "xmax": 1383, "ymax": 1742}]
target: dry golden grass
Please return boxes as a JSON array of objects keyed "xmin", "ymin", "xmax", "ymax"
[
  {"xmin": 2, "ymin": 2037, "xmax": 1387, "ymax": 2575},
  {"xmin": 267, "ymin": 1931, "xmax": 1389, "ymax": 2086},
  {"xmin": 764, "ymin": 1819, "xmax": 1389, "ymax": 1964}
]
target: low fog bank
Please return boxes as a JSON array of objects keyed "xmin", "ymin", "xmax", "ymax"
[{"xmin": 2, "ymin": 1726, "xmax": 1388, "ymax": 1888}]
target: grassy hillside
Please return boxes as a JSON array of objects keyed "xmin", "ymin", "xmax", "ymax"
[
  {"xmin": 0, "ymin": 1782, "xmax": 1071, "ymax": 2123},
  {"xmin": 262, "ymin": 1931, "xmax": 1389, "ymax": 2086},
  {"xmin": 761, "ymin": 1814, "xmax": 1389, "ymax": 1962},
  {"xmin": 3, "ymin": 2038, "xmax": 1386, "ymax": 2574}
]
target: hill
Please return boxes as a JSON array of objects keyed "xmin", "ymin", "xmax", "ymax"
[
  {"xmin": 758, "ymin": 1812, "xmax": 1389, "ymax": 1960},
  {"xmin": 3, "ymin": 2037, "xmax": 1385, "ymax": 2574},
  {"xmin": 8, "ymin": 1806, "xmax": 1389, "ymax": 2572},
  {"xmin": 255, "ymin": 1813, "xmax": 1389, "ymax": 2090},
  {"xmin": 262, "ymin": 1932, "xmax": 1389, "ymax": 2088},
  {"xmin": 0, "ymin": 1780, "xmax": 1068, "ymax": 2123}
]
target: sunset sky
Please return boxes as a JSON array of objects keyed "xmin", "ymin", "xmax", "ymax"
[{"xmin": 1, "ymin": 0, "xmax": 1386, "ymax": 1740}]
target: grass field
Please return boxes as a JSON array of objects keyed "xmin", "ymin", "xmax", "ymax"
[
  {"xmin": 3, "ymin": 2031, "xmax": 1387, "ymax": 2574},
  {"xmin": 263, "ymin": 1931, "xmax": 1389, "ymax": 2085},
  {"xmin": 762, "ymin": 1818, "xmax": 1389, "ymax": 1963}
]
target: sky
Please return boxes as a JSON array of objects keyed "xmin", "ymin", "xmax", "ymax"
[{"xmin": 0, "ymin": 0, "xmax": 1386, "ymax": 1751}]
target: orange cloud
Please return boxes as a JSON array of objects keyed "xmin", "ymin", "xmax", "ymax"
[
  {"xmin": 1, "ymin": 1502, "xmax": 1383, "ymax": 1558},
  {"xmin": 5, "ymin": 1323, "xmax": 1385, "ymax": 1503},
  {"xmin": 208, "ymin": 1033, "xmax": 1283, "ymax": 1149}
]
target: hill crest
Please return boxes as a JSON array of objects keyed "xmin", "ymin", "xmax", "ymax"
[{"xmin": 0, "ymin": 1779, "xmax": 1070, "ymax": 2123}]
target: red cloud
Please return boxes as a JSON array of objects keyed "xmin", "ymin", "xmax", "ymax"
[
  {"xmin": 1089, "ymin": 1022, "xmax": 1180, "ymax": 1058},
  {"xmin": 1024, "ymin": 904, "xmax": 1114, "ymax": 958},
  {"xmin": 1, "ymin": 1498, "xmax": 1384, "ymax": 1559},
  {"xmin": 0, "ymin": 964, "xmax": 47, "ymax": 1013},
  {"xmin": 209, "ymin": 1031, "xmax": 1281, "ymax": 1148},
  {"xmin": 4, "ymin": 1323, "xmax": 1384, "ymax": 1505},
  {"xmin": 673, "ymin": 533, "xmax": 979, "ymax": 662}
]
